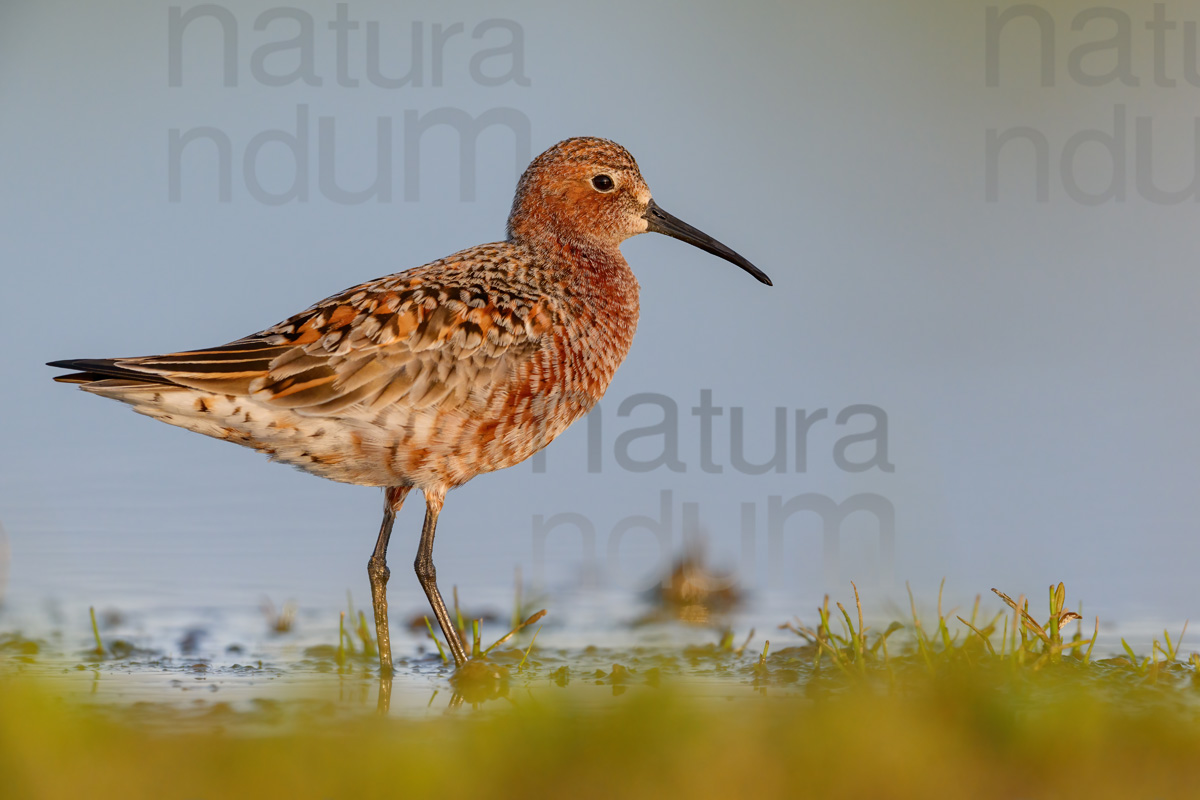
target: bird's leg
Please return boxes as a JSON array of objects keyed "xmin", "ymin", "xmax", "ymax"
[
  {"xmin": 415, "ymin": 488, "xmax": 469, "ymax": 667},
  {"xmin": 369, "ymin": 485, "xmax": 410, "ymax": 677}
]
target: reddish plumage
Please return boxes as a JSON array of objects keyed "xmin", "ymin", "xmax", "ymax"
[{"xmin": 48, "ymin": 137, "xmax": 770, "ymax": 672}]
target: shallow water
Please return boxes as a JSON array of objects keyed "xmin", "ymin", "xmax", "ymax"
[
  {"xmin": 2, "ymin": 463, "xmax": 1191, "ymax": 722},
  {"xmin": 1, "ymin": 575, "xmax": 1188, "ymax": 726}
]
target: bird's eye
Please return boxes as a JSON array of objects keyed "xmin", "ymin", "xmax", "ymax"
[{"xmin": 591, "ymin": 174, "xmax": 615, "ymax": 192}]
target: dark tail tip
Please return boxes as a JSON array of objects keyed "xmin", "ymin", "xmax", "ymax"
[{"xmin": 47, "ymin": 358, "xmax": 172, "ymax": 385}]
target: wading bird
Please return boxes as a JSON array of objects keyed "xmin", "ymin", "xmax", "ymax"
[{"xmin": 49, "ymin": 137, "xmax": 771, "ymax": 672}]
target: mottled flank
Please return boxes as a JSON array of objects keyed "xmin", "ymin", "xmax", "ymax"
[{"xmin": 49, "ymin": 136, "xmax": 770, "ymax": 670}]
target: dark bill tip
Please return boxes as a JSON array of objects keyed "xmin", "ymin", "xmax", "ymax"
[{"xmin": 642, "ymin": 199, "xmax": 772, "ymax": 286}]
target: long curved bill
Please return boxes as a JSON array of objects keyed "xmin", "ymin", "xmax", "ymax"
[{"xmin": 643, "ymin": 199, "xmax": 772, "ymax": 286}]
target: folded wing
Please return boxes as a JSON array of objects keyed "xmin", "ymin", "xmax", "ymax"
[{"xmin": 51, "ymin": 265, "xmax": 558, "ymax": 418}]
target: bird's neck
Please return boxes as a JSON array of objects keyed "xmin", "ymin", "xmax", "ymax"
[{"xmin": 509, "ymin": 231, "xmax": 634, "ymax": 297}]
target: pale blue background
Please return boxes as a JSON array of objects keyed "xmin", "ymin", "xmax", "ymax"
[{"xmin": 2, "ymin": 1, "xmax": 1197, "ymax": 639}]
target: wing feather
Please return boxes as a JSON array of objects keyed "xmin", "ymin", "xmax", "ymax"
[{"xmin": 62, "ymin": 250, "xmax": 559, "ymax": 417}]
